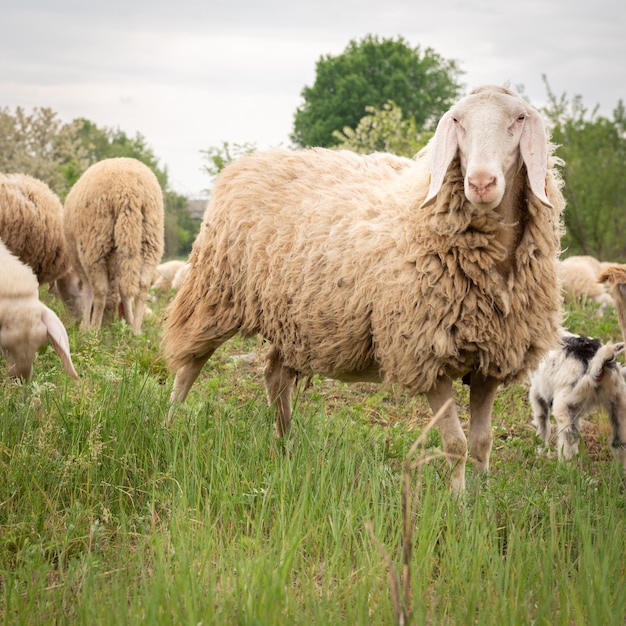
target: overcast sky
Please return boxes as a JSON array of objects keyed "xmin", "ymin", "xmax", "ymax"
[{"xmin": 2, "ymin": 0, "xmax": 624, "ymax": 197}]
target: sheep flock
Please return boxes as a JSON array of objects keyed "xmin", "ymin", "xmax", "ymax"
[{"xmin": 3, "ymin": 84, "xmax": 626, "ymax": 493}]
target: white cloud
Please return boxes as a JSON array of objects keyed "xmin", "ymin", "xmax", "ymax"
[{"xmin": 1, "ymin": 0, "xmax": 625, "ymax": 196}]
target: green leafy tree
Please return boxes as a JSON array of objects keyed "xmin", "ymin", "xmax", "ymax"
[
  {"xmin": 0, "ymin": 106, "xmax": 199, "ymax": 258},
  {"xmin": 541, "ymin": 76, "xmax": 626, "ymax": 261},
  {"xmin": 0, "ymin": 106, "xmax": 88, "ymax": 196},
  {"xmin": 292, "ymin": 35, "xmax": 463, "ymax": 148},
  {"xmin": 200, "ymin": 140, "xmax": 257, "ymax": 184},
  {"xmin": 332, "ymin": 100, "xmax": 432, "ymax": 156}
]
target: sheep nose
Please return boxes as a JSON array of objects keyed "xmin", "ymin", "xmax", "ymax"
[{"xmin": 468, "ymin": 174, "xmax": 497, "ymax": 197}]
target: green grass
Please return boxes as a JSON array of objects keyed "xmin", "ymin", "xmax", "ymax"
[{"xmin": 1, "ymin": 294, "xmax": 625, "ymax": 625}]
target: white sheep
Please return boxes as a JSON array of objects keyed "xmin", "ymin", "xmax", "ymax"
[
  {"xmin": 151, "ymin": 259, "xmax": 187, "ymax": 293},
  {"xmin": 170, "ymin": 262, "xmax": 190, "ymax": 291},
  {"xmin": 529, "ymin": 333, "xmax": 626, "ymax": 468},
  {"xmin": 557, "ymin": 255, "xmax": 614, "ymax": 311},
  {"xmin": 162, "ymin": 84, "xmax": 565, "ymax": 495},
  {"xmin": 0, "ymin": 238, "xmax": 78, "ymax": 381},
  {"xmin": 63, "ymin": 157, "xmax": 165, "ymax": 333},
  {"xmin": 598, "ymin": 264, "xmax": 626, "ymax": 346},
  {"xmin": 0, "ymin": 173, "xmax": 70, "ymax": 285}
]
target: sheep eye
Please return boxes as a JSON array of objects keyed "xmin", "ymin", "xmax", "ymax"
[{"xmin": 517, "ymin": 114, "xmax": 526, "ymax": 123}]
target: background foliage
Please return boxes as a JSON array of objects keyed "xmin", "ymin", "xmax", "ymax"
[
  {"xmin": 541, "ymin": 76, "xmax": 626, "ymax": 261},
  {"xmin": 2, "ymin": 38, "xmax": 625, "ymax": 263},
  {"xmin": 291, "ymin": 35, "xmax": 463, "ymax": 148},
  {"xmin": 0, "ymin": 107, "xmax": 200, "ymax": 259}
]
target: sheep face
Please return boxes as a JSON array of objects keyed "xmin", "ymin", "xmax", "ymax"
[
  {"xmin": 0, "ymin": 302, "xmax": 49, "ymax": 380},
  {"xmin": 424, "ymin": 85, "xmax": 550, "ymax": 211},
  {"xmin": 0, "ymin": 299, "xmax": 78, "ymax": 381}
]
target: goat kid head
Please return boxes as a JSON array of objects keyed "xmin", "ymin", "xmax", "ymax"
[{"xmin": 423, "ymin": 85, "xmax": 551, "ymax": 211}]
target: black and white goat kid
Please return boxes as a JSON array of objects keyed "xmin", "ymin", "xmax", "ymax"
[{"xmin": 529, "ymin": 333, "xmax": 626, "ymax": 467}]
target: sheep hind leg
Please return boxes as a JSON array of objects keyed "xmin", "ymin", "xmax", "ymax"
[
  {"xmin": 264, "ymin": 346, "xmax": 298, "ymax": 438},
  {"xmin": 468, "ymin": 372, "xmax": 499, "ymax": 472},
  {"xmin": 426, "ymin": 376, "xmax": 467, "ymax": 496},
  {"xmin": 86, "ymin": 266, "xmax": 108, "ymax": 330}
]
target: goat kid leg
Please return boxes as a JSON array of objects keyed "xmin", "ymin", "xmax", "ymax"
[
  {"xmin": 427, "ymin": 376, "xmax": 467, "ymax": 496},
  {"xmin": 264, "ymin": 346, "xmax": 298, "ymax": 438},
  {"xmin": 469, "ymin": 372, "xmax": 500, "ymax": 471},
  {"xmin": 529, "ymin": 390, "xmax": 552, "ymax": 449},
  {"xmin": 552, "ymin": 396, "xmax": 581, "ymax": 460}
]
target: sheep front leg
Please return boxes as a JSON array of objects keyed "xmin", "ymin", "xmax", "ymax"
[
  {"xmin": 264, "ymin": 346, "xmax": 298, "ymax": 438},
  {"xmin": 468, "ymin": 372, "xmax": 499, "ymax": 471},
  {"xmin": 167, "ymin": 352, "xmax": 214, "ymax": 424},
  {"xmin": 426, "ymin": 376, "xmax": 467, "ymax": 496},
  {"xmin": 607, "ymin": 390, "xmax": 626, "ymax": 470}
]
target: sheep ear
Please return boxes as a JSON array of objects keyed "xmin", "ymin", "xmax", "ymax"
[
  {"xmin": 421, "ymin": 112, "xmax": 458, "ymax": 207},
  {"xmin": 520, "ymin": 109, "xmax": 551, "ymax": 207},
  {"xmin": 41, "ymin": 305, "xmax": 79, "ymax": 380}
]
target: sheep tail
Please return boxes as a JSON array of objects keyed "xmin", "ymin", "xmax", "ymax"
[{"xmin": 114, "ymin": 199, "xmax": 143, "ymax": 298}]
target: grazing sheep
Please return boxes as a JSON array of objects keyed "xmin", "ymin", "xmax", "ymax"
[
  {"xmin": 598, "ymin": 264, "xmax": 626, "ymax": 345},
  {"xmin": 558, "ymin": 255, "xmax": 614, "ymax": 311},
  {"xmin": 151, "ymin": 259, "xmax": 187, "ymax": 293},
  {"xmin": 171, "ymin": 262, "xmax": 190, "ymax": 291},
  {"xmin": 0, "ymin": 173, "xmax": 70, "ymax": 284},
  {"xmin": 63, "ymin": 157, "xmax": 164, "ymax": 333},
  {"xmin": 0, "ymin": 238, "xmax": 78, "ymax": 381},
  {"xmin": 163, "ymin": 84, "xmax": 565, "ymax": 494},
  {"xmin": 529, "ymin": 334, "xmax": 626, "ymax": 468}
]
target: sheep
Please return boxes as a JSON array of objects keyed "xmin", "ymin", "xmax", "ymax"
[
  {"xmin": 162, "ymin": 84, "xmax": 565, "ymax": 495},
  {"xmin": 63, "ymin": 157, "xmax": 165, "ymax": 333},
  {"xmin": 529, "ymin": 333, "xmax": 626, "ymax": 468},
  {"xmin": 151, "ymin": 259, "xmax": 187, "ymax": 293},
  {"xmin": 557, "ymin": 255, "xmax": 614, "ymax": 311},
  {"xmin": 598, "ymin": 264, "xmax": 626, "ymax": 346},
  {"xmin": 171, "ymin": 262, "xmax": 190, "ymax": 291},
  {"xmin": 0, "ymin": 173, "xmax": 70, "ymax": 285},
  {"xmin": 0, "ymin": 237, "xmax": 78, "ymax": 381}
]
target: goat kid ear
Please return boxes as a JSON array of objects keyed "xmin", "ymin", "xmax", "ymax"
[
  {"xmin": 421, "ymin": 111, "xmax": 458, "ymax": 208},
  {"xmin": 615, "ymin": 342, "xmax": 625, "ymax": 356},
  {"xmin": 519, "ymin": 109, "xmax": 551, "ymax": 207},
  {"xmin": 41, "ymin": 304, "xmax": 79, "ymax": 380}
]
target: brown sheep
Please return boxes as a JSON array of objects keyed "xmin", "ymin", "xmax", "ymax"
[
  {"xmin": 162, "ymin": 85, "xmax": 565, "ymax": 495},
  {"xmin": 0, "ymin": 173, "xmax": 69, "ymax": 284},
  {"xmin": 63, "ymin": 157, "xmax": 164, "ymax": 333}
]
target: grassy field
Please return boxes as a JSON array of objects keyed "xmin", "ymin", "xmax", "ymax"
[{"xmin": 1, "ymin": 290, "xmax": 626, "ymax": 625}]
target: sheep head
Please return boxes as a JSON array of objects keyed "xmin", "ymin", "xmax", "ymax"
[
  {"xmin": 423, "ymin": 84, "xmax": 551, "ymax": 210},
  {"xmin": 0, "ymin": 297, "xmax": 79, "ymax": 381}
]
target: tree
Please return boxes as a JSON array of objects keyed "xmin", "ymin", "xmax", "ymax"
[
  {"xmin": 541, "ymin": 76, "xmax": 626, "ymax": 261},
  {"xmin": 0, "ymin": 106, "xmax": 88, "ymax": 196},
  {"xmin": 200, "ymin": 140, "xmax": 257, "ymax": 183},
  {"xmin": 0, "ymin": 106, "xmax": 199, "ymax": 258},
  {"xmin": 332, "ymin": 100, "xmax": 432, "ymax": 157},
  {"xmin": 291, "ymin": 35, "xmax": 463, "ymax": 148}
]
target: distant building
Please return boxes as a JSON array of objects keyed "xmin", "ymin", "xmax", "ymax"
[{"xmin": 186, "ymin": 198, "xmax": 208, "ymax": 220}]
